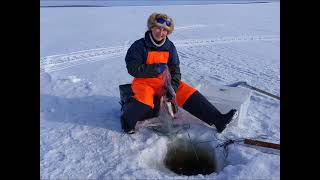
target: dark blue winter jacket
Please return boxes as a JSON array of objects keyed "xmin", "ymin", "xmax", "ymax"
[{"xmin": 125, "ymin": 31, "xmax": 181, "ymax": 92}]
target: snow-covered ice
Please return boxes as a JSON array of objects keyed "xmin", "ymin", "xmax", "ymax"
[{"xmin": 40, "ymin": 1, "xmax": 280, "ymax": 179}]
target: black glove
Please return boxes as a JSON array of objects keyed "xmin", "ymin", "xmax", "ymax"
[
  {"xmin": 154, "ymin": 63, "xmax": 167, "ymax": 74},
  {"xmin": 165, "ymin": 85, "xmax": 175, "ymax": 101},
  {"xmin": 165, "ymin": 84, "xmax": 178, "ymax": 115},
  {"xmin": 166, "ymin": 91, "xmax": 174, "ymax": 101}
]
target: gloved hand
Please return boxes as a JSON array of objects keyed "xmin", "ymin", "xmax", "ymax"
[
  {"xmin": 165, "ymin": 84, "xmax": 176, "ymax": 101},
  {"xmin": 166, "ymin": 90, "xmax": 174, "ymax": 101},
  {"xmin": 154, "ymin": 63, "xmax": 167, "ymax": 74},
  {"xmin": 167, "ymin": 95, "xmax": 179, "ymax": 116}
]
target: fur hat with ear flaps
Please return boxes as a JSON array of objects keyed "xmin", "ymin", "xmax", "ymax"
[{"xmin": 147, "ymin": 12, "xmax": 174, "ymax": 35}]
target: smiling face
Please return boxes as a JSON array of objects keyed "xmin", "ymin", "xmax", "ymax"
[
  {"xmin": 151, "ymin": 26, "xmax": 168, "ymax": 41},
  {"xmin": 147, "ymin": 13, "xmax": 174, "ymax": 37}
]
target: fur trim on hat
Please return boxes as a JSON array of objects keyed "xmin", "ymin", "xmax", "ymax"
[{"xmin": 147, "ymin": 12, "xmax": 174, "ymax": 35}]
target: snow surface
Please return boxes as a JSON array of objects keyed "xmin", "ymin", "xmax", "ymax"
[
  {"xmin": 40, "ymin": 0, "xmax": 279, "ymax": 7},
  {"xmin": 40, "ymin": 1, "xmax": 280, "ymax": 179}
]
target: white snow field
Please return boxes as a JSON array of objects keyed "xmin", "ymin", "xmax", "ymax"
[{"xmin": 40, "ymin": 1, "xmax": 280, "ymax": 179}]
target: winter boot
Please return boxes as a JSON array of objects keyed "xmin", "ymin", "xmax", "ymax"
[{"xmin": 212, "ymin": 109, "xmax": 238, "ymax": 133}]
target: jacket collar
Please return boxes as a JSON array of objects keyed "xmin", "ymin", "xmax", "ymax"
[{"xmin": 144, "ymin": 31, "xmax": 170, "ymax": 50}]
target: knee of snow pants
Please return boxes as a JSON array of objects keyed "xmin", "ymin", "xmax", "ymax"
[
  {"xmin": 131, "ymin": 73, "xmax": 166, "ymax": 109},
  {"xmin": 120, "ymin": 98, "xmax": 153, "ymax": 132},
  {"xmin": 175, "ymin": 81, "xmax": 197, "ymax": 107}
]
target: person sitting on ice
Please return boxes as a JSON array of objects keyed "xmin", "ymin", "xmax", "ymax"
[{"xmin": 120, "ymin": 12, "xmax": 237, "ymax": 134}]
